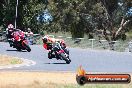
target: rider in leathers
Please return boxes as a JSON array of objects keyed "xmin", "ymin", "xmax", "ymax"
[{"xmin": 42, "ymin": 35, "xmax": 69, "ymax": 59}]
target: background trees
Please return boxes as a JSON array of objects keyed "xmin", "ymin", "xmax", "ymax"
[{"xmin": 0, "ymin": 0, "xmax": 131, "ymax": 40}]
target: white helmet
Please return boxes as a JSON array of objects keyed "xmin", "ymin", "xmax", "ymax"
[
  {"xmin": 8, "ymin": 24, "xmax": 14, "ymax": 29},
  {"xmin": 27, "ymin": 28, "xmax": 31, "ymax": 32}
]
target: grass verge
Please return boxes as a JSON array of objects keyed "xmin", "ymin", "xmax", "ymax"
[
  {"xmin": 1, "ymin": 83, "xmax": 130, "ymax": 88},
  {"xmin": 0, "ymin": 72, "xmax": 131, "ymax": 88}
]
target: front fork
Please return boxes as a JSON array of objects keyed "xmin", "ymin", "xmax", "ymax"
[{"xmin": 64, "ymin": 48, "xmax": 69, "ymax": 55}]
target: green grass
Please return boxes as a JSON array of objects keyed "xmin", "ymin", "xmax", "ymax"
[
  {"xmin": 62, "ymin": 84, "xmax": 122, "ymax": 88},
  {"xmin": 10, "ymin": 58, "xmax": 23, "ymax": 65},
  {"xmin": 126, "ymin": 32, "xmax": 132, "ymax": 38},
  {"xmin": 0, "ymin": 55, "xmax": 23, "ymax": 65}
]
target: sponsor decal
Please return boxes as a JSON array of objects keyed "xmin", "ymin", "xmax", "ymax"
[{"xmin": 76, "ymin": 66, "xmax": 131, "ymax": 85}]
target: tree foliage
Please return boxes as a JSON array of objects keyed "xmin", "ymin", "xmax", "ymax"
[{"xmin": 0, "ymin": 0, "xmax": 131, "ymax": 40}]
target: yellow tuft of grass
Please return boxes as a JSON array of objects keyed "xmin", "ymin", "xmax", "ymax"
[{"xmin": 0, "ymin": 55, "xmax": 23, "ymax": 66}]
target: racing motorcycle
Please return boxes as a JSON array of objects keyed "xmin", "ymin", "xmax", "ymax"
[
  {"xmin": 8, "ymin": 30, "xmax": 31, "ymax": 52},
  {"xmin": 48, "ymin": 42, "xmax": 71, "ymax": 64}
]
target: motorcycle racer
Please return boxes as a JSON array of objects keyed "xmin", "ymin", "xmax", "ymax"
[
  {"xmin": 13, "ymin": 29, "xmax": 25, "ymax": 43},
  {"xmin": 10, "ymin": 29, "xmax": 31, "ymax": 52},
  {"xmin": 42, "ymin": 35, "xmax": 69, "ymax": 59},
  {"xmin": 25, "ymin": 28, "xmax": 33, "ymax": 37},
  {"xmin": 6, "ymin": 24, "xmax": 16, "ymax": 47}
]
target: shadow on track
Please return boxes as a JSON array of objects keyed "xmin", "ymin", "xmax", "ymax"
[
  {"xmin": 44, "ymin": 62, "xmax": 67, "ymax": 64},
  {"xmin": 6, "ymin": 49, "xmax": 27, "ymax": 52},
  {"xmin": 6, "ymin": 49, "xmax": 18, "ymax": 51}
]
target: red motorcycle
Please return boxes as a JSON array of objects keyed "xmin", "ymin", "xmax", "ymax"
[
  {"xmin": 48, "ymin": 42, "xmax": 71, "ymax": 64},
  {"xmin": 11, "ymin": 30, "xmax": 31, "ymax": 52}
]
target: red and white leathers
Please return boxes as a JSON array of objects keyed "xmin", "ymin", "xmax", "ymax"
[
  {"xmin": 42, "ymin": 35, "xmax": 69, "ymax": 60},
  {"xmin": 11, "ymin": 30, "xmax": 25, "ymax": 42},
  {"xmin": 42, "ymin": 35, "xmax": 66, "ymax": 50}
]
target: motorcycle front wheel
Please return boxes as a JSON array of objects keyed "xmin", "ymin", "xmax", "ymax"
[
  {"xmin": 60, "ymin": 53, "xmax": 71, "ymax": 64},
  {"xmin": 23, "ymin": 43, "xmax": 31, "ymax": 52}
]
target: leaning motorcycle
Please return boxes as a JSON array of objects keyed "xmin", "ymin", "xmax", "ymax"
[
  {"xmin": 48, "ymin": 42, "xmax": 71, "ymax": 64},
  {"xmin": 10, "ymin": 31, "xmax": 31, "ymax": 52}
]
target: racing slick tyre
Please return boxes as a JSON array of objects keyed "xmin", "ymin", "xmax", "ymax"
[
  {"xmin": 24, "ymin": 43, "xmax": 31, "ymax": 52},
  {"xmin": 60, "ymin": 53, "xmax": 71, "ymax": 64},
  {"xmin": 48, "ymin": 52, "xmax": 52, "ymax": 59}
]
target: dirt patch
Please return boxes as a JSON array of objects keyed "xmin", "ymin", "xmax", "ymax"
[
  {"xmin": 0, "ymin": 55, "xmax": 23, "ymax": 66},
  {"xmin": 0, "ymin": 72, "xmax": 76, "ymax": 86}
]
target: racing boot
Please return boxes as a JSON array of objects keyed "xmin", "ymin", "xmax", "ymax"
[{"xmin": 48, "ymin": 51, "xmax": 55, "ymax": 59}]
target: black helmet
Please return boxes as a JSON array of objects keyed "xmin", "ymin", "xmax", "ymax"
[{"xmin": 43, "ymin": 38, "xmax": 48, "ymax": 43}]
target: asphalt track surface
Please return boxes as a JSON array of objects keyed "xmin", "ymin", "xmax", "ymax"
[{"xmin": 0, "ymin": 42, "xmax": 132, "ymax": 72}]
